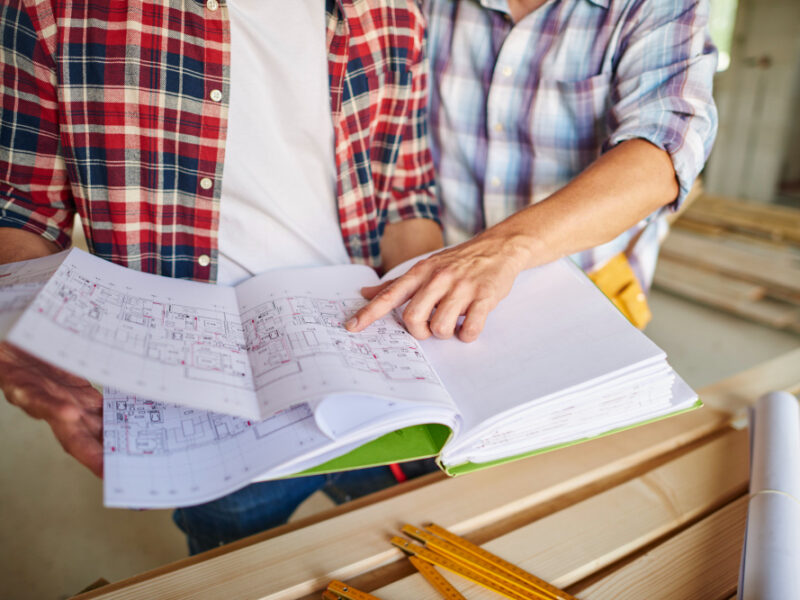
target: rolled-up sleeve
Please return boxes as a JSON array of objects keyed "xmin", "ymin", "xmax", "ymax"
[
  {"xmin": 605, "ymin": 0, "xmax": 718, "ymax": 209},
  {"xmin": 384, "ymin": 25, "xmax": 440, "ymax": 227},
  {"xmin": 1, "ymin": 0, "xmax": 74, "ymax": 248}
]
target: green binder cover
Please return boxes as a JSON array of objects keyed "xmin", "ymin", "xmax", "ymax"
[
  {"xmin": 296, "ymin": 423, "xmax": 452, "ymax": 476},
  {"xmin": 293, "ymin": 400, "xmax": 702, "ymax": 478}
]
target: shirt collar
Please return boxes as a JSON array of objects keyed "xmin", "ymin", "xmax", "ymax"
[{"xmin": 478, "ymin": 0, "xmax": 609, "ymax": 14}]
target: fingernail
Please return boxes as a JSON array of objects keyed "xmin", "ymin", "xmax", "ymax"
[{"xmin": 345, "ymin": 317, "xmax": 358, "ymax": 330}]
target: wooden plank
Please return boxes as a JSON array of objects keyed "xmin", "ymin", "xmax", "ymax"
[
  {"xmin": 697, "ymin": 194, "xmax": 800, "ymax": 224},
  {"xmin": 688, "ymin": 347, "xmax": 800, "ymax": 414},
  {"xmin": 653, "ymin": 258, "xmax": 766, "ymax": 303},
  {"xmin": 374, "ymin": 428, "xmax": 750, "ymax": 599},
  {"xmin": 660, "ymin": 229, "xmax": 800, "ymax": 296},
  {"xmin": 673, "ymin": 222, "xmax": 800, "ymax": 258},
  {"xmin": 653, "ymin": 260, "xmax": 800, "ymax": 331},
  {"xmin": 711, "ymin": 297, "xmax": 800, "ymax": 331},
  {"xmin": 668, "ymin": 225, "xmax": 800, "ymax": 271},
  {"xmin": 689, "ymin": 197, "xmax": 800, "ymax": 230},
  {"xmin": 672, "ymin": 218, "xmax": 726, "ymax": 237},
  {"xmin": 75, "ymin": 411, "xmax": 732, "ymax": 600},
  {"xmin": 75, "ymin": 350, "xmax": 800, "ymax": 600},
  {"xmin": 576, "ymin": 496, "xmax": 747, "ymax": 600},
  {"xmin": 680, "ymin": 197, "xmax": 800, "ymax": 244}
]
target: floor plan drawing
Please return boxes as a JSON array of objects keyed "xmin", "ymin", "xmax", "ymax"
[
  {"xmin": 28, "ymin": 263, "xmax": 252, "ymax": 389},
  {"xmin": 103, "ymin": 389, "xmax": 331, "ymax": 507},
  {"xmin": 8, "ymin": 249, "xmax": 451, "ymax": 421},
  {"xmin": 243, "ymin": 296, "xmax": 437, "ymax": 390},
  {"xmin": 104, "ymin": 393, "xmax": 316, "ymax": 457}
]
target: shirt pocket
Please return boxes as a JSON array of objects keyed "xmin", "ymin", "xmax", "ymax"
[{"xmin": 529, "ymin": 73, "xmax": 612, "ymax": 174}]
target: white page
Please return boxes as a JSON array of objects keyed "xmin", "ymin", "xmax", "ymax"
[
  {"xmin": 448, "ymin": 366, "xmax": 674, "ymax": 449},
  {"xmin": 447, "ymin": 359, "xmax": 673, "ymax": 439},
  {"xmin": 234, "ymin": 265, "xmax": 457, "ymax": 426},
  {"xmin": 419, "ymin": 258, "xmax": 667, "ymax": 435},
  {"xmin": 7, "ymin": 249, "xmax": 260, "ymax": 418},
  {"xmin": 448, "ymin": 374, "xmax": 694, "ymax": 464}
]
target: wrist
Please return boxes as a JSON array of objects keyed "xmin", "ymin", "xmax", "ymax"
[
  {"xmin": 484, "ymin": 213, "xmax": 556, "ymax": 272},
  {"xmin": 478, "ymin": 225, "xmax": 538, "ymax": 274}
]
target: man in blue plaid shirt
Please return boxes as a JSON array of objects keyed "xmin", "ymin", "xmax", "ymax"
[{"xmin": 348, "ymin": 0, "xmax": 718, "ymax": 339}]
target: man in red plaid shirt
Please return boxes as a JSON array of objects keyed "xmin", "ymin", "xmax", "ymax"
[{"xmin": 0, "ymin": 0, "xmax": 441, "ymax": 552}]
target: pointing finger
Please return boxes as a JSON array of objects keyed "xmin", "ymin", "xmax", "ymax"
[{"xmin": 346, "ymin": 271, "xmax": 426, "ymax": 332}]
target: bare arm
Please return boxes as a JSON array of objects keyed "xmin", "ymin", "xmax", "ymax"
[
  {"xmin": 348, "ymin": 139, "xmax": 677, "ymax": 341},
  {"xmin": 0, "ymin": 227, "xmax": 61, "ymax": 263},
  {"xmin": 380, "ymin": 217, "xmax": 443, "ymax": 273},
  {"xmin": 0, "ymin": 227, "xmax": 103, "ymax": 477}
]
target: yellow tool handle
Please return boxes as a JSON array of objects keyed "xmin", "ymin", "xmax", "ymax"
[
  {"xmin": 425, "ymin": 524, "xmax": 577, "ymax": 600},
  {"xmin": 326, "ymin": 580, "xmax": 384, "ymax": 600},
  {"xmin": 322, "ymin": 591, "xmax": 340, "ymax": 600},
  {"xmin": 410, "ymin": 555, "xmax": 468, "ymax": 600}
]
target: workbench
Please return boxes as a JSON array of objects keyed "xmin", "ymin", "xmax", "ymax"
[{"xmin": 73, "ymin": 349, "xmax": 800, "ymax": 600}]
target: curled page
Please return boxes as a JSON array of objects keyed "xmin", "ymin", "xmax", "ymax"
[{"xmin": 739, "ymin": 391, "xmax": 800, "ymax": 599}]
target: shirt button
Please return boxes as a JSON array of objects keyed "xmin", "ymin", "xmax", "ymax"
[
  {"xmin": 198, "ymin": 254, "xmax": 211, "ymax": 267},
  {"xmin": 206, "ymin": 0, "xmax": 219, "ymax": 11},
  {"xmin": 200, "ymin": 177, "xmax": 213, "ymax": 190},
  {"xmin": 491, "ymin": 176, "xmax": 501, "ymax": 188},
  {"xmin": 210, "ymin": 89, "xmax": 223, "ymax": 102},
  {"xmin": 501, "ymin": 66, "xmax": 513, "ymax": 77},
  {"xmin": 493, "ymin": 122, "xmax": 504, "ymax": 133}
]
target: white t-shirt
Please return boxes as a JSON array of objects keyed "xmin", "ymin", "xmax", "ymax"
[{"xmin": 216, "ymin": 0, "xmax": 349, "ymax": 286}]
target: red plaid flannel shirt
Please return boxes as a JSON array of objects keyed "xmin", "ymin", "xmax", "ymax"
[{"xmin": 0, "ymin": 0, "xmax": 438, "ymax": 281}]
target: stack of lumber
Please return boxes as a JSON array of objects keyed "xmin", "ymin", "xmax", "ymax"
[
  {"xmin": 72, "ymin": 349, "xmax": 800, "ymax": 600},
  {"xmin": 655, "ymin": 194, "xmax": 800, "ymax": 333}
]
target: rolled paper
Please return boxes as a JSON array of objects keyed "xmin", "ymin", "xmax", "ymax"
[{"xmin": 739, "ymin": 391, "xmax": 800, "ymax": 599}]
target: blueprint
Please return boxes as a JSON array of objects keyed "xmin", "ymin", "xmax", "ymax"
[
  {"xmin": 239, "ymin": 290, "xmax": 447, "ymax": 417},
  {"xmin": 8, "ymin": 249, "xmax": 260, "ymax": 416},
  {"xmin": 6, "ymin": 249, "xmax": 453, "ymax": 420},
  {"xmin": 32, "ymin": 265, "xmax": 250, "ymax": 382},
  {"xmin": 103, "ymin": 388, "xmax": 335, "ymax": 507}
]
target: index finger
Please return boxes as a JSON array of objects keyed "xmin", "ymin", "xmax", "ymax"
[{"xmin": 345, "ymin": 272, "xmax": 426, "ymax": 332}]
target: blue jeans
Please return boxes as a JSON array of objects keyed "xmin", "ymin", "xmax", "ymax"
[{"xmin": 172, "ymin": 459, "xmax": 438, "ymax": 554}]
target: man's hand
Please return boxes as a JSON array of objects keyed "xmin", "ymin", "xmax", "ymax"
[
  {"xmin": 346, "ymin": 229, "xmax": 530, "ymax": 342},
  {"xmin": 345, "ymin": 139, "xmax": 679, "ymax": 343},
  {"xmin": 0, "ymin": 229, "xmax": 102, "ymax": 475},
  {"xmin": 0, "ymin": 342, "xmax": 103, "ymax": 477}
]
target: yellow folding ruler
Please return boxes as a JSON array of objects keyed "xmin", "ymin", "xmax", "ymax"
[
  {"xmin": 394, "ymin": 524, "xmax": 577, "ymax": 600},
  {"xmin": 323, "ymin": 580, "xmax": 383, "ymax": 600},
  {"xmin": 409, "ymin": 555, "xmax": 467, "ymax": 600}
]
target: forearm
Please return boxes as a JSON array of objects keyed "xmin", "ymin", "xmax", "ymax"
[
  {"xmin": 489, "ymin": 138, "xmax": 679, "ymax": 269},
  {"xmin": 380, "ymin": 218, "xmax": 443, "ymax": 273},
  {"xmin": 0, "ymin": 227, "xmax": 61, "ymax": 264}
]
